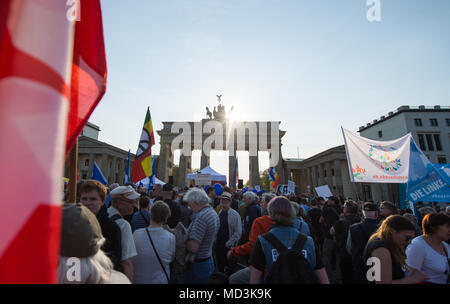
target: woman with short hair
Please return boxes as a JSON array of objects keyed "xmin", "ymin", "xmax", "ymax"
[
  {"xmin": 406, "ymin": 213, "xmax": 450, "ymax": 284},
  {"xmin": 363, "ymin": 215, "xmax": 428, "ymax": 284},
  {"xmin": 133, "ymin": 201, "xmax": 175, "ymax": 284}
]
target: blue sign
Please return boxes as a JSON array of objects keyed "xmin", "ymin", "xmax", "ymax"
[{"xmin": 406, "ymin": 141, "xmax": 448, "ymax": 203}]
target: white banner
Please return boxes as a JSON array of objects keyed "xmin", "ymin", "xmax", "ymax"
[
  {"xmin": 315, "ymin": 185, "xmax": 333, "ymax": 200},
  {"xmin": 288, "ymin": 180, "xmax": 296, "ymax": 194},
  {"xmin": 342, "ymin": 128, "xmax": 411, "ymax": 183},
  {"xmin": 195, "ymin": 173, "xmax": 211, "ymax": 186}
]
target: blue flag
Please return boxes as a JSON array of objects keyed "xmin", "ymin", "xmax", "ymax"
[
  {"xmin": 147, "ymin": 158, "xmax": 156, "ymax": 194},
  {"xmin": 92, "ymin": 161, "xmax": 107, "ymax": 185},
  {"xmin": 124, "ymin": 149, "xmax": 130, "ymax": 184},
  {"xmin": 406, "ymin": 140, "xmax": 448, "ymax": 203},
  {"xmin": 429, "ymin": 164, "xmax": 450, "ymax": 202}
]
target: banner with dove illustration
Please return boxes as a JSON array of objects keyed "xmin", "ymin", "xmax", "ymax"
[{"xmin": 342, "ymin": 128, "xmax": 411, "ymax": 183}]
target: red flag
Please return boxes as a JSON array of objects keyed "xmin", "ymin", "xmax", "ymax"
[
  {"xmin": 66, "ymin": 0, "xmax": 107, "ymax": 154},
  {"xmin": 0, "ymin": 0, "xmax": 106, "ymax": 283}
]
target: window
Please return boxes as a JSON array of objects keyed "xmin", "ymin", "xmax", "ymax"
[
  {"xmin": 414, "ymin": 119, "xmax": 422, "ymax": 127},
  {"xmin": 418, "ymin": 134, "xmax": 426, "ymax": 151},
  {"xmin": 82, "ymin": 173, "xmax": 87, "ymax": 180},
  {"xmin": 378, "ymin": 130, "xmax": 382, "ymax": 138},
  {"xmin": 84, "ymin": 159, "xmax": 89, "ymax": 167},
  {"xmin": 331, "ymin": 168, "xmax": 335, "ymax": 176},
  {"xmin": 438, "ymin": 156, "xmax": 447, "ymax": 164},
  {"xmin": 446, "ymin": 119, "xmax": 450, "ymax": 127},
  {"xmin": 433, "ymin": 134, "xmax": 442, "ymax": 151},
  {"xmin": 324, "ymin": 170, "xmax": 327, "ymax": 177},
  {"xmin": 425, "ymin": 134, "xmax": 434, "ymax": 151},
  {"xmin": 430, "ymin": 119, "xmax": 438, "ymax": 127}
]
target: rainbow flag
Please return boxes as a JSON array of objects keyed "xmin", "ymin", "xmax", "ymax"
[
  {"xmin": 269, "ymin": 167, "xmax": 279, "ymax": 189},
  {"xmin": 131, "ymin": 107, "xmax": 155, "ymax": 183}
]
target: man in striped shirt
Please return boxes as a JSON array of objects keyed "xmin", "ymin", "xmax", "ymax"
[{"xmin": 184, "ymin": 188, "xmax": 220, "ymax": 284}]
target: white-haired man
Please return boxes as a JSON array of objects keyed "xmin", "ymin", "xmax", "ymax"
[
  {"xmin": 108, "ymin": 185, "xmax": 140, "ymax": 282},
  {"xmin": 183, "ymin": 188, "xmax": 220, "ymax": 284},
  {"xmin": 241, "ymin": 191, "xmax": 261, "ymax": 243}
]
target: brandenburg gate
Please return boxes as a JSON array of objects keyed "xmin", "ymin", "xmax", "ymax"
[{"xmin": 156, "ymin": 98, "xmax": 287, "ymax": 188}]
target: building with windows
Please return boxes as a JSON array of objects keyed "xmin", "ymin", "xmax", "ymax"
[
  {"xmin": 288, "ymin": 105, "xmax": 449, "ymax": 203},
  {"xmin": 64, "ymin": 123, "xmax": 146, "ymax": 185},
  {"xmin": 358, "ymin": 105, "xmax": 450, "ymax": 164}
]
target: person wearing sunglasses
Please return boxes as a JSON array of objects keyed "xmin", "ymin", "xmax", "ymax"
[
  {"xmin": 363, "ymin": 215, "xmax": 428, "ymax": 284},
  {"xmin": 406, "ymin": 213, "xmax": 450, "ymax": 284}
]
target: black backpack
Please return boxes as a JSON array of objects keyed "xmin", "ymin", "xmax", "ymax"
[{"xmin": 262, "ymin": 232, "xmax": 317, "ymax": 284}]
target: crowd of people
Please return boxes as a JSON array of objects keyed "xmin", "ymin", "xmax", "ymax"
[{"xmin": 60, "ymin": 180, "xmax": 450, "ymax": 284}]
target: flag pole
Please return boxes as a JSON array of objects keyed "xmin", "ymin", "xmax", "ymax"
[{"xmin": 68, "ymin": 137, "xmax": 79, "ymax": 204}]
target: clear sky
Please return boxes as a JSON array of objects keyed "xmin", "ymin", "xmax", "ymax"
[{"xmin": 89, "ymin": 0, "xmax": 450, "ymax": 183}]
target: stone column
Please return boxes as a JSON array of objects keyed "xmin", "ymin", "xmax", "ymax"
[
  {"xmin": 178, "ymin": 154, "xmax": 191, "ymax": 188},
  {"xmin": 200, "ymin": 149, "xmax": 210, "ymax": 169},
  {"xmin": 229, "ymin": 151, "xmax": 237, "ymax": 189},
  {"xmin": 110, "ymin": 156, "xmax": 117, "ymax": 184},
  {"xmin": 157, "ymin": 141, "xmax": 170, "ymax": 182},
  {"xmin": 100, "ymin": 154, "xmax": 108, "ymax": 180},
  {"xmin": 311, "ymin": 166, "xmax": 318, "ymax": 188},
  {"xmin": 249, "ymin": 155, "xmax": 260, "ymax": 187},
  {"xmin": 341, "ymin": 160, "xmax": 356, "ymax": 199},
  {"xmin": 325, "ymin": 162, "xmax": 332, "ymax": 189},
  {"xmin": 87, "ymin": 153, "xmax": 95, "ymax": 178},
  {"xmin": 371, "ymin": 183, "xmax": 382, "ymax": 203},
  {"xmin": 318, "ymin": 164, "xmax": 325, "ymax": 186},
  {"xmin": 305, "ymin": 168, "xmax": 311, "ymax": 195},
  {"xmin": 333, "ymin": 159, "xmax": 343, "ymax": 197}
]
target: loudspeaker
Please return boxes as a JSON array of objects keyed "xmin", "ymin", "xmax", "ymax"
[
  {"xmin": 238, "ymin": 179, "xmax": 243, "ymax": 189},
  {"xmin": 168, "ymin": 176, "xmax": 174, "ymax": 185}
]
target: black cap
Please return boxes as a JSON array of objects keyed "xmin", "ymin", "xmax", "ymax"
[{"xmin": 363, "ymin": 202, "xmax": 379, "ymax": 212}]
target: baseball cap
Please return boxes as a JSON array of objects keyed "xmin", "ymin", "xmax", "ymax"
[
  {"xmin": 60, "ymin": 203, "xmax": 103, "ymax": 258},
  {"xmin": 220, "ymin": 191, "xmax": 232, "ymax": 200},
  {"xmin": 363, "ymin": 202, "xmax": 379, "ymax": 212},
  {"xmin": 110, "ymin": 185, "xmax": 140, "ymax": 201}
]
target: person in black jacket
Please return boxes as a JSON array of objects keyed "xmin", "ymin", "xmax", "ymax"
[
  {"xmin": 79, "ymin": 180, "xmax": 122, "ymax": 271},
  {"xmin": 346, "ymin": 202, "xmax": 380, "ymax": 283},
  {"xmin": 330, "ymin": 200, "xmax": 361, "ymax": 284},
  {"xmin": 162, "ymin": 183, "xmax": 181, "ymax": 229}
]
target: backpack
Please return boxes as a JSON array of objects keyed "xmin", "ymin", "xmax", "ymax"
[
  {"xmin": 162, "ymin": 222, "xmax": 195, "ymax": 274},
  {"xmin": 262, "ymin": 232, "xmax": 317, "ymax": 284}
]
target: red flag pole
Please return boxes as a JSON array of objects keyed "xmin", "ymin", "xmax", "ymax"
[{"xmin": 68, "ymin": 137, "xmax": 79, "ymax": 204}]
